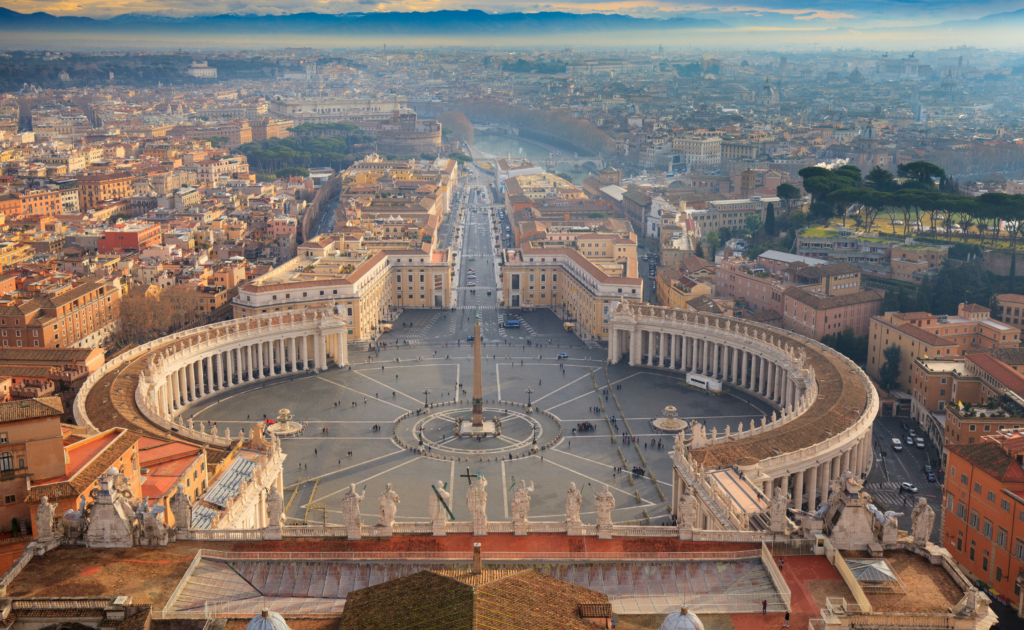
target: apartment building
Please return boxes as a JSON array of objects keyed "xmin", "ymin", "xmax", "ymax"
[
  {"xmin": 0, "ymin": 397, "xmax": 64, "ymax": 528},
  {"xmin": 795, "ymin": 231, "xmax": 892, "ymax": 266},
  {"xmin": 671, "ymin": 136, "xmax": 721, "ymax": 168},
  {"xmin": 781, "ymin": 286, "xmax": 884, "ymax": 341},
  {"xmin": 77, "ymin": 173, "xmax": 133, "ymax": 211},
  {"xmin": 655, "ymin": 266, "xmax": 714, "ymax": 310},
  {"xmin": 97, "ymin": 223, "xmax": 162, "ymax": 254},
  {"xmin": 501, "ymin": 242, "xmax": 643, "ymax": 340},
  {"xmin": 891, "ymin": 242, "xmax": 949, "ymax": 284},
  {"xmin": 942, "ymin": 431, "xmax": 1024, "ymax": 602},
  {"xmin": 867, "ymin": 304, "xmax": 1022, "ymax": 393},
  {"xmin": 0, "ymin": 279, "xmax": 121, "ymax": 349},
  {"xmin": 688, "ymin": 196, "xmax": 780, "ymax": 235},
  {"xmin": 993, "ymin": 294, "xmax": 1024, "ymax": 326},
  {"xmin": 234, "ymin": 246, "xmax": 452, "ymax": 340}
]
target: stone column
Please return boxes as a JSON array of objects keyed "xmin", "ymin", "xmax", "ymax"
[
  {"xmin": 258, "ymin": 342, "xmax": 266, "ymax": 379},
  {"xmin": 731, "ymin": 347, "xmax": 738, "ymax": 382},
  {"xmin": 740, "ymin": 350, "xmax": 747, "ymax": 388},
  {"xmin": 760, "ymin": 357, "xmax": 768, "ymax": 395},
  {"xmin": 668, "ymin": 333, "xmax": 677, "ymax": 370},
  {"xmin": 647, "ymin": 331, "xmax": 654, "ymax": 365},
  {"xmin": 702, "ymin": 339, "xmax": 709, "ymax": 375},
  {"xmin": 793, "ymin": 470, "xmax": 804, "ymax": 510},
  {"xmin": 184, "ymin": 362, "xmax": 193, "ymax": 402},
  {"xmin": 712, "ymin": 343, "xmax": 719, "ymax": 378},
  {"xmin": 806, "ymin": 463, "xmax": 818, "ymax": 512},
  {"xmin": 840, "ymin": 449, "xmax": 850, "ymax": 476},
  {"xmin": 177, "ymin": 368, "xmax": 185, "ymax": 407},
  {"xmin": 831, "ymin": 455, "xmax": 841, "ymax": 482},
  {"xmin": 819, "ymin": 460, "xmax": 831, "ymax": 504},
  {"xmin": 691, "ymin": 337, "xmax": 699, "ymax": 372},
  {"xmin": 659, "ymin": 332, "xmax": 667, "ymax": 367}
]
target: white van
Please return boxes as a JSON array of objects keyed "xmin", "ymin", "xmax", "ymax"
[{"xmin": 891, "ymin": 438, "xmax": 903, "ymax": 452}]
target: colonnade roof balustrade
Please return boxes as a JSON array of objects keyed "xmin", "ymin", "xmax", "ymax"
[
  {"xmin": 609, "ymin": 302, "xmax": 875, "ymax": 471},
  {"xmin": 76, "ymin": 309, "xmax": 344, "ymax": 458}
]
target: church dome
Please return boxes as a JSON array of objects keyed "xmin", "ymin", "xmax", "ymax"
[
  {"xmin": 247, "ymin": 610, "xmax": 291, "ymax": 630},
  {"xmin": 659, "ymin": 607, "xmax": 705, "ymax": 630}
]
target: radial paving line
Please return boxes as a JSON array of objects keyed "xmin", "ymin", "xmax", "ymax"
[
  {"xmin": 608, "ymin": 366, "xmax": 665, "ymax": 502},
  {"xmin": 589, "ymin": 369, "xmax": 616, "ymax": 441}
]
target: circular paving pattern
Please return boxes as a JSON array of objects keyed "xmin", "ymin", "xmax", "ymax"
[{"xmin": 394, "ymin": 403, "xmax": 563, "ymax": 459}]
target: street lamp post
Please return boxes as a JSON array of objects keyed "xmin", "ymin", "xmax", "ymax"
[
  {"xmin": 422, "ymin": 388, "xmax": 431, "ymax": 408},
  {"xmin": 525, "ymin": 387, "xmax": 535, "ymax": 410}
]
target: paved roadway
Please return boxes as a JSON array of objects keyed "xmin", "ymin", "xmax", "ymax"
[{"xmin": 864, "ymin": 412, "xmax": 943, "ymax": 544}]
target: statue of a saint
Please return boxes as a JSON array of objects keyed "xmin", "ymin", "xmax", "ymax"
[
  {"xmin": 512, "ymin": 480, "xmax": 534, "ymax": 525},
  {"xmin": 911, "ymin": 497, "xmax": 935, "ymax": 546},
  {"xmin": 429, "ymin": 480, "xmax": 451, "ymax": 527},
  {"xmin": 467, "ymin": 474, "xmax": 488, "ymax": 525},
  {"xmin": 595, "ymin": 485, "xmax": 615, "ymax": 529},
  {"xmin": 565, "ymin": 483, "xmax": 583, "ymax": 525},
  {"xmin": 341, "ymin": 483, "xmax": 365, "ymax": 532},
  {"xmin": 377, "ymin": 483, "xmax": 400, "ymax": 528},
  {"xmin": 36, "ymin": 495, "xmax": 55, "ymax": 543}
]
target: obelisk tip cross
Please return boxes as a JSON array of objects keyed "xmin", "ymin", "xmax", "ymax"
[{"xmin": 472, "ymin": 321, "xmax": 484, "ymax": 426}]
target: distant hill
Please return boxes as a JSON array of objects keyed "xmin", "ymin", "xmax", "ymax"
[{"xmin": 0, "ymin": 7, "xmax": 726, "ymax": 36}]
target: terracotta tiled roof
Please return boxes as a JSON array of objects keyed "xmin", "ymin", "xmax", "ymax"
[
  {"xmin": 966, "ymin": 353, "xmax": 1024, "ymax": 397},
  {"xmin": 0, "ymin": 397, "xmax": 63, "ymax": 423},
  {"xmin": 961, "ymin": 303, "xmax": 990, "ymax": 313},
  {"xmin": 339, "ymin": 569, "xmax": 608, "ymax": 630},
  {"xmin": 948, "ymin": 442, "xmax": 1024, "ymax": 483},
  {"xmin": 976, "ymin": 346, "xmax": 1024, "ymax": 366},
  {"xmin": 891, "ymin": 322, "xmax": 957, "ymax": 347},
  {"xmin": 27, "ymin": 428, "xmax": 141, "ymax": 502},
  {"xmin": 783, "ymin": 287, "xmax": 884, "ymax": 311}
]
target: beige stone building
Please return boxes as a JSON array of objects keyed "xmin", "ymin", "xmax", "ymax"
[{"xmin": 500, "ymin": 242, "xmax": 642, "ymax": 339}]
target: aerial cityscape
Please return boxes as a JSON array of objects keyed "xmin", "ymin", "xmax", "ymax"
[{"xmin": 0, "ymin": 1, "xmax": 1023, "ymax": 628}]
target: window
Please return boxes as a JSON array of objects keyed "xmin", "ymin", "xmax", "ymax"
[
  {"xmin": 1002, "ymin": 499, "xmax": 1011, "ymax": 512},
  {"xmin": 3, "ymin": 495, "xmax": 13, "ymax": 505},
  {"xmin": 982, "ymin": 519, "xmax": 993, "ymax": 538},
  {"xmin": 974, "ymin": 482, "xmax": 982, "ymax": 494},
  {"xmin": 997, "ymin": 528, "xmax": 1008, "ymax": 549},
  {"xmin": 0, "ymin": 452, "xmax": 11, "ymax": 472},
  {"xmin": 957, "ymin": 502, "xmax": 967, "ymax": 519},
  {"xmin": 969, "ymin": 510, "xmax": 980, "ymax": 529},
  {"xmin": 988, "ymin": 491, "xmax": 996, "ymax": 502}
]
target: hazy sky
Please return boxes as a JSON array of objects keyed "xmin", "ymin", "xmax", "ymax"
[{"xmin": 5, "ymin": 0, "xmax": 1024, "ymax": 25}]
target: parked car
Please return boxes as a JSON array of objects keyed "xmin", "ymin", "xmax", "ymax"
[
  {"xmin": 891, "ymin": 438, "xmax": 903, "ymax": 452},
  {"xmin": 900, "ymin": 482, "xmax": 918, "ymax": 493},
  {"xmin": 916, "ymin": 437, "xmax": 926, "ymax": 449},
  {"xmin": 927, "ymin": 473, "xmax": 936, "ymax": 482},
  {"xmin": 557, "ymin": 352, "xmax": 568, "ymax": 359},
  {"xmin": 924, "ymin": 465, "xmax": 933, "ymax": 474},
  {"xmin": 908, "ymin": 429, "xmax": 916, "ymax": 438}
]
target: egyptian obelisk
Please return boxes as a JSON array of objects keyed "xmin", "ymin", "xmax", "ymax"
[{"xmin": 472, "ymin": 321, "xmax": 484, "ymax": 426}]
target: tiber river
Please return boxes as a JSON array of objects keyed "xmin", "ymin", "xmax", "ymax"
[{"xmin": 471, "ymin": 133, "xmax": 591, "ymax": 184}]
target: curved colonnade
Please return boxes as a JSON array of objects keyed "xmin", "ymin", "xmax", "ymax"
[
  {"xmin": 608, "ymin": 302, "xmax": 878, "ymax": 524},
  {"xmin": 74, "ymin": 310, "xmax": 348, "ymax": 448}
]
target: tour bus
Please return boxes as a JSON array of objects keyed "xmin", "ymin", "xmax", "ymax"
[
  {"xmin": 685, "ymin": 373, "xmax": 722, "ymax": 393},
  {"xmin": 505, "ymin": 319, "xmax": 521, "ymax": 328}
]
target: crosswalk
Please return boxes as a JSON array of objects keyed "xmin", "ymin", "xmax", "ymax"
[{"xmin": 862, "ymin": 482, "xmax": 929, "ymax": 510}]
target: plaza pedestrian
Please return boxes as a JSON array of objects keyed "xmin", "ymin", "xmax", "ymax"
[
  {"xmin": 762, "ymin": 601, "xmax": 767, "ymax": 614},
  {"xmin": 784, "ymin": 611, "xmax": 790, "ymax": 628},
  {"xmin": 779, "ymin": 558, "xmax": 784, "ymax": 571}
]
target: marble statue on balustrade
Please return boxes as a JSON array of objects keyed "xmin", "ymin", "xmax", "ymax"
[
  {"xmin": 377, "ymin": 483, "xmax": 400, "ymax": 533},
  {"xmin": 595, "ymin": 485, "xmax": 615, "ymax": 539},
  {"xmin": 135, "ymin": 499, "xmax": 170, "ymax": 546},
  {"xmin": 769, "ymin": 487, "xmax": 789, "ymax": 533},
  {"xmin": 881, "ymin": 510, "xmax": 902, "ymax": 544},
  {"xmin": 170, "ymin": 483, "xmax": 192, "ymax": 531},
  {"xmin": 266, "ymin": 487, "xmax": 284, "ymax": 540},
  {"xmin": 676, "ymin": 486, "xmax": 696, "ymax": 533},
  {"xmin": 62, "ymin": 496, "xmax": 89, "ymax": 543},
  {"xmin": 35, "ymin": 496, "xmax": 56, "ymax": 544},
  {"xmin": 467, "ymin": 474, "xmax": 488, "ymax": 536},
  {"xmin": 565, "ymin": 483, "xmax": 583, "ymax": 535},
  {"xmin": 512, "ymin": 480, "xmax": 534, "ymax": 536},
  {"xmin": 83, "ymin": 467, "xmax": 138, "ymax": 549},
  {"xmin": 341, "ymin": 484, "xmax": 365, "ymax": 540},
  {"xmin": 429, "ymin": 481, "xmax": 451, "ymax": 536},
  {"xmin": 911, "ymin": 497, "xmax": 935, "ymax": 546}
]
